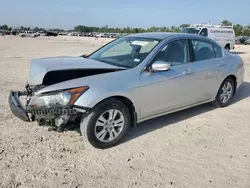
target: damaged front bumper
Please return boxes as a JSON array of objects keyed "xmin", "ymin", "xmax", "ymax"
[
  {"xmin": 9, "ymin": 90, "xmax": 89, "ymax": 131},
  {"xmin": 9, "ymin": 91, "xmax": 31, "ymax": 122}
]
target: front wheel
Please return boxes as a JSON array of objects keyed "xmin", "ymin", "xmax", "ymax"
[
  {"xmin": 214, "ymin": 77, "xmax": 235, "ymax": 107},
  {"xmin": 80, "ymin": 99, "xmax": 130, "ymax": 149}
]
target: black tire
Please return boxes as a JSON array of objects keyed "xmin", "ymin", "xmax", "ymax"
[
  {"xmin": 225, "ymin": 45, "xmax": 230, "ymax": 52},
  {"xmin": 80, "ymin": 99, "xmax": 131, "ymax": 149},
  {"xmin": 213, "ymin": 77, "xmax": 235, "ymax": 107}
]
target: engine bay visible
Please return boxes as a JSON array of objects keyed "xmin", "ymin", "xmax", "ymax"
[{"xmin": 42, "ymin": 68, "xmax": 122, "ymax": 86}]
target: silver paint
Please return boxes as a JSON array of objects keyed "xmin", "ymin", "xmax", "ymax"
[{"xmin": 28, "ymin": 32, "xmax": 245, "ymax": 123}]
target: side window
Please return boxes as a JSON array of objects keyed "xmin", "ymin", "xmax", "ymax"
[
  {"xmin": 153, "ymin": 39, "xmax": 188, "ymax": 66},
  {"xmin": 213, "ymin": 43, "xmax": 222, "ymax": 58},
  {"xmin": 199, "ymin": 28, "xmax": 208, "ymax": 37},
  {"xmin": 190, "ymin": 40, "xmax": 215, "ymax": 61}
]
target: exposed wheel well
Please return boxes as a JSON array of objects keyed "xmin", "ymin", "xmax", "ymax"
[
  {"xmin": 95, "ymin": 96, "xmax": 137, "ymax": 127},
  {"xmin": 225, "ymin": 75, "xmax": 237, "ymax": 95},
  {"xmin": 225, "ymin": 43, "xmax": 230, "ymax": 50}
]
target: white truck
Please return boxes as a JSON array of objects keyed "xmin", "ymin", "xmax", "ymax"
[
  {"xmin": 19, "ymin": 31, "xmax": 39, "ymax": 38},
  {"xmin": 182, "ymin": 23, "xmax": 235, "ymax": 51}
]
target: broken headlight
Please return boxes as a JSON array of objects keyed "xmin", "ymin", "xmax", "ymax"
[{"xmin": 28, "ymin": 86, "xmax": 89, "ymax": 108}]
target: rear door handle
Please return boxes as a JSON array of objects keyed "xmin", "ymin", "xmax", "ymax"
[{"xmin": 183, "ymin": 69, "xmax": 193, "ymax": 75}]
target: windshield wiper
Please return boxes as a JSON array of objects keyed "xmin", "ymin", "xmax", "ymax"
[{"xmin": 80, "ymin": 54, "xmax": 89, "ymax": 58}]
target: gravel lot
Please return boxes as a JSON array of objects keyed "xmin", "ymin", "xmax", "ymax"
[{"xmin": 0, "ymin": 36, "xmax": 249, "ymax": 188}]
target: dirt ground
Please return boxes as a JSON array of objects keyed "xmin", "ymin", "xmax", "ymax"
[{"xmin": 0, "ymin": 35, "xmax": 249, "ymax": 188}]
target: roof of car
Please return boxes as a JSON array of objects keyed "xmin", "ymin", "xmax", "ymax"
[{"xmin": 126, "ymin": 32, "xmax": 191, "ymax": 40}]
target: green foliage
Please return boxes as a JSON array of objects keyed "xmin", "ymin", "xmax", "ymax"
[
  {"xmin": 233, "ymin": 24, "xmax": 244, "ymax": 36},
  {"xmin": 74, "ymin": 25, "xmax": 181, "ymax": 33},
  {"xmin": 221, "ymin": 20, "xmax": 233, "ymax": 26},
  {"xmin": 1, "ymin": 20, "xmax": 250, "ymax": 36},
  {"xmin": 180, "ymin": 24, "xmax": 190, "ymax": 29},
  {"xmin": 0, "ymin": 25, "xmax": 8, "ymax": 30}
]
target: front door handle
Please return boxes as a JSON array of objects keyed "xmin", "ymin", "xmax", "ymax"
[{"xmin": 183, "ymin": 69, "xmax": 193, "ymax": 75}]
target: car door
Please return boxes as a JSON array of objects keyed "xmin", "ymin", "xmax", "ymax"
[
  {"xmin": 188, "ymin": 38, "xmax": 224, "ymax": 100},
  {"xmin": 199, "ymin": 28, "xmax": 208, "ymax": 37},
  {"xmin": 138, "ymin": 39, "xmax": 203, "ymax": 119}
]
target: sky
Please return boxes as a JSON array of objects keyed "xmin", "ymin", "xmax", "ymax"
[{"xmin": 0, "ymin": 0, "xmax": 250, "ymax": 29}]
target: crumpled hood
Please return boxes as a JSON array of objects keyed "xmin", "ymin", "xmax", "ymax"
[{"xmin": 29, "ymin": 56, "xmax": 123, "ymax": 86}]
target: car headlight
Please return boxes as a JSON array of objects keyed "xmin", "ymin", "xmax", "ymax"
[
  {"xmin": 44, "ymin": 91, "xmax": 72, "ymax": 106},
  {"xmin": 29, "ymin": 86, "xmax": 89, "ymax": 108}
]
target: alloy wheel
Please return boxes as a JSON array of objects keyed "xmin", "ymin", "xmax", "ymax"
[
  {"xmin": 94, "ymin": 109, "xmax": 125, "ymax": 142},
  {"xmin": 220, "ymin": 82, "xmax": 233, "ymax": 103}
]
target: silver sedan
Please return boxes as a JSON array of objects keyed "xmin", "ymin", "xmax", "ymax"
[{"xmin": 9, "ymin": 32, "xmax": 245, "ymax": 149}]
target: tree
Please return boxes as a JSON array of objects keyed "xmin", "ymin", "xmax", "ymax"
[
  {"xmin": 0, "ymin": 25, "xmax": 8, "ymax": 30},
  {"xmin": 33, "ymin": 27, "xmax": 39, "ymax": 32},
  {"xmin": 221, "ymin": 20, "xmax": 232, "ymax": 26},
  {"xmin": 180, "ymin": 24, "xmax": 189, "ymax": 29},
  {"xmin": 243, "ymin": 25, "xmax": 250, "ymax": 36},
  {"xmin": 233, "ymin": 24, "xmax": 243, "ymax": 36}
]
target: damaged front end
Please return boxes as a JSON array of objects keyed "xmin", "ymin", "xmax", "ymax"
[
  {"xmin": 9, "ymin": 83, "xmax": 90, "ymax": 132},
  {"xmin": 9, "ymin": 56, "xmax": 126, "ymax": 132}
]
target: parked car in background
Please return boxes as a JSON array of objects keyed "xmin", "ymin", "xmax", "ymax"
[
  {"xmin": 45, "ymin": 31, "xmax": 58, "ymax": 37},
  {"xmin": 37, "ymin": 31, "xmax": 46, "ymax": 36},
  {"xmin": 102, "ymin": 33, "xmax": 109, "ymax": 38},
  {"xmin": 19, "ymin": 31, "xmax": 39, "ymax": 38},
  {"xmin": 11, "ymin": 30, "xmax": 18, "ymax": 35},
  {"xmin": 0, "ymin": 31, "xmax": 4, "ymax": 36},
  {"xmin": 235, "ymin": 36, "xmax": 242, "ymax": 44},
  {"xmin": 87, "ymin": 32, "xmax": 96, "ymax": 37},
  {"xmin": 77, "ymin": 32, "xmax": 86, "ymax": 37},
  {"xmin": 9, "ymin": 32, "xmax": 244, "ymax": 149},
  {"xmin": 4, "ymin": 31, "xmax": 11, "ymax": 35},
  {"xmin": 245, "ymin": 38, "xmax": 250, "ymax": 45},
  {"xmin": 58, "ymin": 32, "xmax": 67, "ymax": 36},
  {"xmin": 239, "ymin": 36, "xmax": 250, "ymax": 44},
  {"xmin": 96, "ymin": 33, "xmax": 104, "ymax": 37},
  {"xmin": 67, "ymin": 32, "xmax": 75, "ymax": 36},
  {"xmin": 182, "ymin": 23, "xmax": 235, "ymax": 51},
  {"xmin": 108, "ymin": 33, "xmax": 119, "ymax": 38}
]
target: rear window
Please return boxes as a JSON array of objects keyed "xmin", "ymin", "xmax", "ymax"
[{"xmin": 190, "ymin": 39, "xmax": 215, "ymax": 61}]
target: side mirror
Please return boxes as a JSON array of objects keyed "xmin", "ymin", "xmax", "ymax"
[{"xmin": 151, "ymin": 61, "xmax": 171, "ymax": 72}]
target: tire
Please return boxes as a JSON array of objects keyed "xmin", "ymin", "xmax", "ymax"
[
  {"xmin": 213, "ymin": 77, "xmax": 235, "ymax": 107},
  {"xmin": 80, "ymin": 99, "xmax": 131, "ymax": 149},
  {"xmin": 225, "ymin": 45, "xmax": 230, "ymax": 52}
]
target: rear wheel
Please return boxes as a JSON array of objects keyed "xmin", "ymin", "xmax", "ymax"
[
  {"xmin": 214, "ymin": 77, "xmax": 235, "ymax": 107},
  {"xmin": 80, "ymin": 99, "xmax": 130, "ymax": 149},
  {"xmin": 225, "ymin": 44, "xmax": 230, "ymax": 52}
]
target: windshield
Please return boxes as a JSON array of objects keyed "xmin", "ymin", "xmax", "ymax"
[
  {"xmin": 88, "ymin": 37, "xmax": 160, "ymax": 68},
  {"xmin": 181, "ymin": 28, "xmax": 201, "ymax": 35}
]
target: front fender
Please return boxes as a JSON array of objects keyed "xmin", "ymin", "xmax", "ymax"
[{"xmin": 74, "ymin": 89, "xmax": 139, "ymax": 112}]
